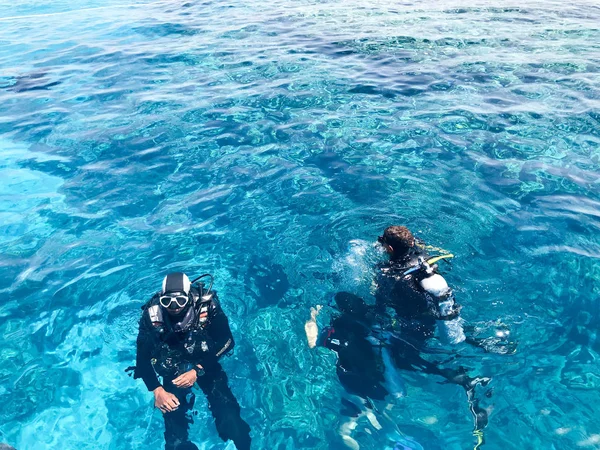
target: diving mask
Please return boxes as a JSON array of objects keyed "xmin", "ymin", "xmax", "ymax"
[{"xmin": 159, "ymin": 292, "xmax": 190, "ymax": 309}]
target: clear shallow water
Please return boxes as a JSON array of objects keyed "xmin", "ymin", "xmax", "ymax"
[{"xmin": 1, "ymin": 0, "xmax": 599, "ymax": 448}]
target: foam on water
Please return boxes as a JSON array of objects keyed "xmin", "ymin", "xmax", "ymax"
[{"xmin": 332, "ymin": 239, "xmax": 383, "ymax": 300}]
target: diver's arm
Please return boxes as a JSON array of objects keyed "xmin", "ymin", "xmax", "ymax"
[
  {"xmin": 373, "ymin": 268, "xmax": 388, "ymax": 313},
  {"xmin": 304, "ymin": 305, "xmax": 322, "ymax": 348},
  {"xmin": 207, "ymin": 294, "xmax": 235, "ymax": 359},
  {"xmin": 134, "ymin": 316, "xmax": 162, "ymax": 392},
  {"xmin": 463, "ymin": 327, "xmax": 517, "ymax": 354},
  {"xmin": 374, "ymin": 289, "xmax": 388, "ymax": 314},
  {"xmin": 432, "ymin": 297, "xmax": 462, "ymax": 321}
]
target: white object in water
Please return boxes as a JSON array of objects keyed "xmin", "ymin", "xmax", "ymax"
[
  {"xmin": 420, "ymin": 274, "xmax": 465, "ymax": 344},
  {"xmin": 420, "ymin": 273, "xmax": 448, "ymax": 297}
]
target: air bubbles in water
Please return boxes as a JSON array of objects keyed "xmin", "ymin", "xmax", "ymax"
[{"xmin": 332, "ymin": 239, "xmax": 384, "ymax": 299}]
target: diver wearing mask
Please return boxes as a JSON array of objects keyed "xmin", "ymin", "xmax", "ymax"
[
  {"xmin": 374, "ymin": 226, "xmax": 496, "ymax": 448},
  {"xmin": 375, "ymin": 225, "xmax": 464, "ymax": 345},
  {"xmin": 134, "ymin": 272, "xmax": 251, "ymax": 450}
]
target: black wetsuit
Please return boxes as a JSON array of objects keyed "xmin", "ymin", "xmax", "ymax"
[
  {"xmin": 319, "ymin": 292, "xmax": 457, "ymax": 400},
  {"xmin": 374, "ymin": 248, "xmax": 490, "ymax": 434},
  {"xmin": 375, "ymin": 246, "xmax": 463, "ymax": 343},
  {"xmin": 319, "ymin": 291, "xmax": 489, "ymax": 439},
  {"xmin": 134, "ymin": 288, "xmax": 251, "ymax": 450},
  {"xmin": 373, "ymin": 246, "xmax": 463, "ymax": 366},
  {"xmin": 318, "ymin": 300, "xmax": 389, "ymax": 402}
]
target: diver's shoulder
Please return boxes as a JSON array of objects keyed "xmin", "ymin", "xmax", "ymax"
[
  {"xmin": 378, "ymin": 259, "xmax": 409, "ymax": 274},
  {"xmin": 140, "ymin": 293, "xmax": 160, "ymax": 320}
]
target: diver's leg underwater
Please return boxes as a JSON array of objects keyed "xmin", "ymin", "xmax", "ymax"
[{"xmin": 197, "ymin": 363, "xmax": 252, "ymax": 450}]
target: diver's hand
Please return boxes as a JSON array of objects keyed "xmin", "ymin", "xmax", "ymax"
[
  {"xmin": 153, "ymin": 387, "xmax": 180, "ymax": 414},
  {"xmin": 305, "ymin": 305, "xmax": 322, "ymax": 349},
  {"xmin": 172, "ymin": 369, "xmax": 198, "ymax": 388}
]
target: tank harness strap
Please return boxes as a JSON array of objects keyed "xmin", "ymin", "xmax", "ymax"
[
  {"xmin": 403, "ymin": 254, "xmax": 455, "ymax": 276},
  {"xmin": 198, "ymin": 300, "xmax": 210, "ymax": 325}
]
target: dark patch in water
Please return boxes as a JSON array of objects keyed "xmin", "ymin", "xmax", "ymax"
[
  {"xmin": 245, "ymin": 256, "xmax": 290, "ymax": 308},
  {"xmin": 348, "ymin": 84, "xmax": 396, "ymax": 98},
  {"xmin": 3, "ymin": 71, "xmax": 61, "ymax": 93},
  {"xmin": 306, "ymin": 151, "xmax": 394, "ymax": 204},
  {"xmin": 133, "ymin": 22, "xmax": 199, "ymax": 38}
]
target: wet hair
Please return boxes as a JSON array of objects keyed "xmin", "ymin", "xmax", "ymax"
[{"xmin": 378, "ymin": 226, "xmax": 415, "ymax": 256}]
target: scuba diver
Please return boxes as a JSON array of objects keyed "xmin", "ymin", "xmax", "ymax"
[
  {"xmin": 375, "ymin": 225, "xmax": 514, "ymax": 353},
  {"xmin": 305, "ymin": 292, "xmax": 411, "ymax": 450},
  {"xmin": 375, "ymin": 225, "xmax": 510, "ymax": 448},
  {"xmin": 306, "ymin": 291, "xmax": 490, "ymax": 449},
  {"xmin": 306, "ymin": 293, "xmax": 395, "ymax": 401},
  {"xmin": 305, "ymin": 292, "xmax": 489, "ymax": 449},
  {"xmin": 133, "ymin": 272, "xmax": 251, "ymax": 450},
  {"xmin": 305, "ymin": 226, "xmax": 503, "ymax": 449},
  {"xmin": 375, "ymin": 225, "xmax": 463, "ymax": 346}
]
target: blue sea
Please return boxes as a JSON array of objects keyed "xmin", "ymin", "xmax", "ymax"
[{"xmin": 1, "ymin": 0, "xmax": 599, "ymax": 449}]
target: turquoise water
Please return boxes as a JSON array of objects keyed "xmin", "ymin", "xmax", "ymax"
[{"xmin": 1, "ymin": 0, "xmax": 599, "ymax": 448}]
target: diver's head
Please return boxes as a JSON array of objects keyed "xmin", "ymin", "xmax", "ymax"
[
  {"xmin": 159, "ymin": 272, "xmax": 192, "ymax": 316},
  {"xmin": 378, "ymin": 226, "xmax": 415, "ymax": 260}
]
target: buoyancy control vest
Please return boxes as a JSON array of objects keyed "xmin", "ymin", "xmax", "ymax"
[
  {"xmin": 379, "ymin": 246, "xmax": 436, "ymax": 316},
  {"xmin": 379, "ymin": 245, "xmax": 465, "ymax": 344},
  {"xmin": 143, "ymin": 283, "xmax": 218, "ymax": 377}
]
